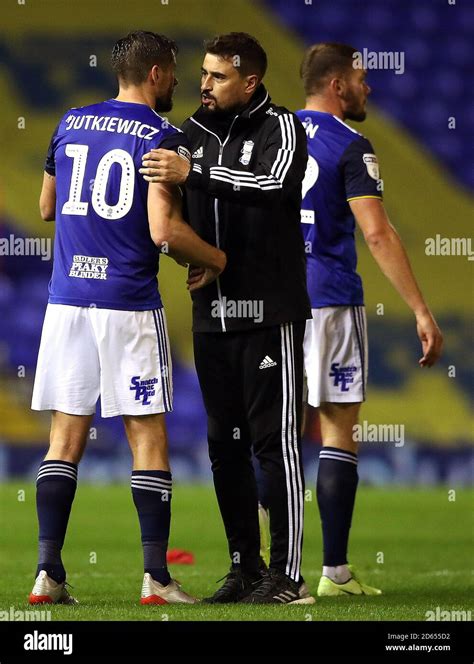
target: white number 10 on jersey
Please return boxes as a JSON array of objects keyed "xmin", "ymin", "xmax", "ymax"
[{"xmin": 62, "ymin": 144, "xmax": 135, "ymax": 220}]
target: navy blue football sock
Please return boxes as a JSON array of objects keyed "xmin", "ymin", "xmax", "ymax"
[
  {"xmin": 35, "ymin": 460, "xmax": 78, "ymax": 583},
  {"xmin": 131, "ymin": 470, "xmax": 172, "ymax": 586},
  {"xmin": 316, "ymin": 447, "xmax": 358, "ymax": 567}
]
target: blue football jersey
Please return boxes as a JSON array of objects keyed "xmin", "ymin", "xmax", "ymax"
[
  {"xmin": 295, "ymin": 110, "xmax": 383, "ymax": 308},
  {"xmin": 45, "ymin": 99, "xmax": 190, "ymax": 310}
]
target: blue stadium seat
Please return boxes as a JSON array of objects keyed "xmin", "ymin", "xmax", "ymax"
[{"xmin": 264, "ymin": 0, "xmax": 473, "ymax": 191}]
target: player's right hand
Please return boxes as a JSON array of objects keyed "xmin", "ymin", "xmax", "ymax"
[
  {"xmin": 186, "ymin": 251, "xmax": 226, "ymax": 292},
  {"xmin": 186, "ymin": 266, "xmax": 218, "ymax": 291},
  {"xmin": 415, "ymin": 310, "xmax": 443, "ymax": 367}
]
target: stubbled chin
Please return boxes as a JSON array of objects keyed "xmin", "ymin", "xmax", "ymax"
[
  {"xmin": 156, "ymin": 101, "xmax": 173, "ymax": 113},
  {"xmin": 346, "ymin": 110, "xmax": 366, "ymax": 122}
]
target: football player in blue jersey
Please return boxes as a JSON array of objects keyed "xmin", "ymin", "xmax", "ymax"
[
  {"xmin": 296, "ymin": 43, "xmax": 443, "ymax": 596},
  {"xmin": 29, "ymin": 31, "xmax": 226, "ymax": 606}
]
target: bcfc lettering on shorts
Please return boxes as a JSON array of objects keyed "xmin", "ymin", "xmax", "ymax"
[
  {"xmin": 329, "ymin": 363, "xmax": 358, "ymax": 392},
  {"xmin": 69, "ymin": 255, "xmax": 108, "ymax": 280},
  {"xmin": 130, "ymin": 376, "xmax": 159, "ymax": 405}
]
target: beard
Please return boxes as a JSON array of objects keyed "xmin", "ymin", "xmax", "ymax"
[
  {"xmin": 202, "ymin": 104, "xmax": 232, "ymax": 117},
  {"xmin": 201, "ymin": 96, "xmax": 245, "ymax": 117},
  {"xmin": 155, "ymin": 91, "xmax": 174, "ymax": 113},
  {"xmin": 342, "ymin": 88, "xmax": 367, "ymax": 122},
  {"xmin": 345, "ymin": 107, "xmax": 367, "ymax": 122}
]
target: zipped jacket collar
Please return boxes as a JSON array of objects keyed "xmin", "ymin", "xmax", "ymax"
[{"xmin": 190, "ymin": 84, "xmax": 271, "ymax": 131}]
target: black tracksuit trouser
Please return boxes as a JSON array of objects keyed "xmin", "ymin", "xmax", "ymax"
[{"xmin": 193, "ymin": 321, "xmax": 305, "ymax": 582}]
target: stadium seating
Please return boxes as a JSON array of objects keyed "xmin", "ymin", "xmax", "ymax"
[
  {"xmin": 265, "ymin": 0, "xmax": 474, "ymax": 190},
  {"xmin": 0, "ymin": 0, "xmax": 472, "ymax": 483}
]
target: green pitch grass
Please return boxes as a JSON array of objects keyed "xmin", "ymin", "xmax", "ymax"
[{"xmin": 0, "ymin": 483, "xmax": 472, "ymax": 621}]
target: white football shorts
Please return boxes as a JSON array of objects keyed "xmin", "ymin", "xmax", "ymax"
[
  {"xmin": 304, "ymin": 305, "xmax": 368, "ymax": 408},
  {"xmin": 31, "ymin": 304, "xmax": 173, "ymax": 418}
]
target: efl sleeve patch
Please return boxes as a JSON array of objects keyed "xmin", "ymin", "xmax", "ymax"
[
  {"xmin": 341, "ymin": 137, "xmax": 383, "ymax": 201},
  {"xmin": 177, "ymin": 145, "xmax": 191, "ymax": 163},
  {"xmin": 363, "ymin": 153, "xmax": 380, "ymax": 180},
  {"xmin": 158, "ymin": 131, "xmax": 192, "ymax": 159}
]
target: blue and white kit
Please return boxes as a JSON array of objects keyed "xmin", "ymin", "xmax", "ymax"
[
  {"xmin": 296, "ymin": 110, "xmax": 382, "ymax": 406},
  {"xmin": 32, "ymin": 100, "xmax": 189, "ymax": 416}
]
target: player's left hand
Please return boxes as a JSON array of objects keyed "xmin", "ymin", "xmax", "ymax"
[
  {"xmin": 140, "ymin": 149, "xmax": 190, "ymax": 184},
  {"xmin": 415, "ymin": 310, "xmax": 443, "ymax": 367}
]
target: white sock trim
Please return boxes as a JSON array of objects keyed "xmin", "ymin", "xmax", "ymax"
[{"xmin": 322, "ymin": 564, "xmax": 352, "ymax": 584}]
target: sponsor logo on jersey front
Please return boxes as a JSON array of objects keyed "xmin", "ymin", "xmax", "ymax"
[
  {"xmin": 192, "ymin": 146, "xmax": 203, "ymax": 159},
  {"xmin": 69, "ymin": 255, "xmax": 108, "ymax": 280},
  {"xmin": 239, "ymin": 140, "xmax": 254, "ymax": 165},
  {"xmin": 130, "ymin": 376, "xmax": 159, "ymax": 405},
  {"xmin": 329, "ymin": 362, "xmax": 358, "ymax": 392}
]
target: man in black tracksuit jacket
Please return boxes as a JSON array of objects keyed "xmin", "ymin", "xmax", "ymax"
[{"xmin": 141, "ymin": 33, "xmax": 313, "ymax": 605}]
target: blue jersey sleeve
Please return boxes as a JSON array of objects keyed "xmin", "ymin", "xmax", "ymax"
[
  {"xmin": 44, "ymin": 123, "xmax": 60, "ymax": 176},
  {"xmin": 340, "ymin": 136, "xmax": 383, "ymax": 202},
  {"xmin": 151, "ymin": 130, "xmax": 191, "ymax": 218},
  {"xmin": 157, "ymin": 131, "xmax": 191, "ymax": 163}
]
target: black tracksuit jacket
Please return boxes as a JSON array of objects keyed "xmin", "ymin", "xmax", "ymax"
[{"xmin": 182, "ymin": 84, "xmax": 311, "ymax": 333}]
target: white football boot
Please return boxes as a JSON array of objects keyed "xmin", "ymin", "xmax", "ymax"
[
  {"xmin": 140, "ymin": 573, "xmax": 199, "ymax": 605},
  {"xmin": 29, "ymin": 570, "xmax": 78, "ymax": 605}
]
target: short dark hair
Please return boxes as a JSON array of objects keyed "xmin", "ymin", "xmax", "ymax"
[
  {"xmin": 111, "ymin": 31, "xmax": 178, "ymax": 85},
  {"xmin": 300, "ymin": 42, "xmax": 357, "ymax": 95},
  {"xmin": 204, "ymin": 32, "xmax": 267, "ymax": 80}
]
